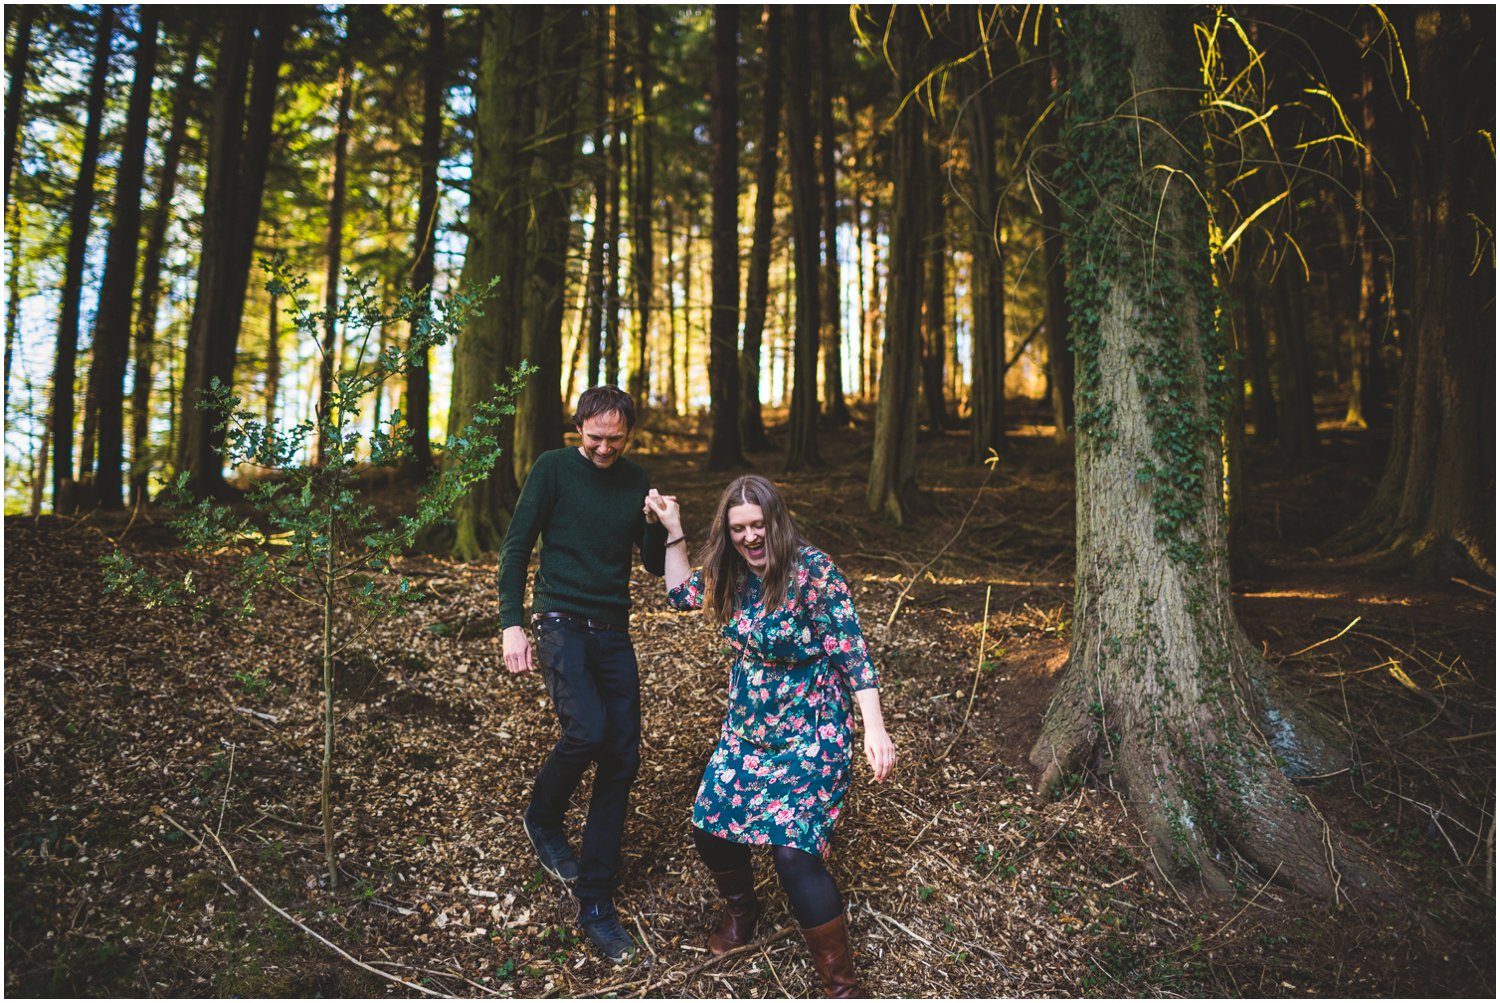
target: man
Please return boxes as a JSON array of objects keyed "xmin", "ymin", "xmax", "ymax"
[{"xmin": 498, "ymin": 385, "xmax": 671, "ymax": 963}]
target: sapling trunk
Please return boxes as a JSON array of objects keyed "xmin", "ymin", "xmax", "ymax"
[{"xmin": 321, "ymin": 511, "xmax": 337, "ymax": 888}]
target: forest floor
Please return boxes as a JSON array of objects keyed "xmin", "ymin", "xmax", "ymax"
[{"xmin": 5, "ymin": 406, "xmax": 1495, "ymax": 999}]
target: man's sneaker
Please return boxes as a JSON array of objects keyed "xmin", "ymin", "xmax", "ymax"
[
  {"xmin": 523, "ymin": 814, "xmax": 579, "ymax": 887},
  {"xmin": 577, "ymin": 900, "xmax": 638, "ymax": 964}
]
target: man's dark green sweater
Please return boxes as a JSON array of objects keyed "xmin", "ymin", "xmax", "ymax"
[{"xmin": 497, "ymin": 447, "xmax": 666, "ymax": 629}]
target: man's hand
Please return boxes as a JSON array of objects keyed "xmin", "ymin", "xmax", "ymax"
[{"xmin": 502, "ymin": 625, "xmax": 534, "ymax": 674}]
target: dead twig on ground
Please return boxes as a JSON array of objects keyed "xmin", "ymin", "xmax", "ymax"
[
  {"xmin": 939, "ymin": 585, "xmax": 992, "ymax": 762},
  {"xmin": 204, "ymin": 827, "xmax": 444, "ymax": 998},
  {"xmin": 1282, "ymin": 617, "xmax": 1361, "ymax": 659},
  {"xmin": 1203, "ymin": 862, "xmax": 1281, "ymax": 944},
  {"xmin": 886, "ymin": 460, "xmax": 998, "ymax": 628}
]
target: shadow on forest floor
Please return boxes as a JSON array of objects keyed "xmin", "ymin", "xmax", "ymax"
[{"xmin": 5, "ymin": 407, "xmax": 1493, "ymax": 997}]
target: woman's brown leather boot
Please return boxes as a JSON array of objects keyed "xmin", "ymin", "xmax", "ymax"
[
  {"xmin": 801, "ymin": 913, "xmax": 862, "ymax": 998},
  {"xmin": 707, "ymin": 865, "xmax": 761, "ymax": 955}
]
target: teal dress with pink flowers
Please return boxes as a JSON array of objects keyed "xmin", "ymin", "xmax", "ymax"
[{"xmin": 668, "ymin": 546, "xmax": 880, "ymax": 856}]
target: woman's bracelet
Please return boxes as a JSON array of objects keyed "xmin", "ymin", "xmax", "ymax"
[{"xmin": 664, "ymin": 535, "xmax": 686, "ymax": 547}]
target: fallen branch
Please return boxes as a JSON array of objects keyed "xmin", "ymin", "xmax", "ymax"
[
  {"xmin": 939, "ymin": 585, "xmax": 993, "ymax": 761},
  {"xmin": 205, "ymin": 827, "xmax": 444, "ymax": 998},
  {"xmin": 587, "ymin": 925, "xmax": 796, "ymax": 998},
  {"xmin": 863, "ymin": 902, "xmax": 933, "ymax": 946},
  {"xmin": 885, "ymin": 460, "xmax": 998, "ymax": 628},
  {"xmin": 1283, "ymin": 616, "xmax": 1361, "ymax": 659},
  {"xmin": 1203, "ymin": 861, "xmax": 1281, "ymax": 944}
]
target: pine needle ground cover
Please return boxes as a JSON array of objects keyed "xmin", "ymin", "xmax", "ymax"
[{"xmin": 5, "ymin": 418, "xmax": 1492, "ymax": 997}]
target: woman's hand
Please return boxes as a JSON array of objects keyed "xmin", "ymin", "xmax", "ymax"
[
  {"xmin": 647, "ymin": 488, "xmax": 691, "ymax": 591},
  {"xmin": 854, "ymin": 688, "xmax": 896, "ymax": 782},
  {"xmin": 864, "ymin": 724, "xmax": 896, "ymax": 782},
  {"xmin": 644, "ymin": 488, "xmax": 682, "ymax": 535}
]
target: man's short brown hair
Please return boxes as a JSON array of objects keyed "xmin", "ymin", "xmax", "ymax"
[{"xmin": 572, "ymin": 385, "xmax": 636, "ymax": 430}]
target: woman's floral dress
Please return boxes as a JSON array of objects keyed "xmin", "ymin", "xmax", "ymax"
[{"xmin": 668, "ymin": 546, "xmax": 879, "ymax": 856}]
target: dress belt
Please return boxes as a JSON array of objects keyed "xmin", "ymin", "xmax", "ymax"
[{"xmin": 531, "ymin": 610, "xmax": 627, "ymax": 633}]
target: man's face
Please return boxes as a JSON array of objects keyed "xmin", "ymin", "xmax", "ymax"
[{"xmin": 577, "ymin": 411, "xmax": 631, "ymax": 470}]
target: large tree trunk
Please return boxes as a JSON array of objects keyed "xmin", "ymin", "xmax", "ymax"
[
  {"xmin": 782, "ymin": 6, "xmax": 822, "ymax": 471},
  {"xmin": 581, "ymin": 11, "xmax": 609, "ymax": 392},
  {"xmin": 965, "ymin": 61, "xmax": 1006, "ymax": 462},
  {"xmin": 4, "ymin": 207, "xmax": 20, "ymax": 411},
  {"xmin": 404, "ymin": 5, "xmax": 444, "ymax": 474},
  {"xmin": 513, "ymin": 8, "xmax": 585, "ymax": 481},
  {"xmin": 131, "ymin": 22, "xmax": 203, "ymax": 506},
  {"xmin": 739, "ymin": 4, "xmax": 781, "ymax": 453},
  {"xmin": 920, "ymin": 139, "xmax": 950, "ymax": 432},
  {"xmin": 1038, "ymin": 53, "xmax": 1072, "ymax": 440},
  {"xmin": 603, "ymin": 7, "xmax": 624, "ymax": 388},
  {"xmin": 1033, "ymin": 6, "xmax": 1354, "ymax": 903},
  {"xmin": 1344, "ymin": 11, "xmax": 1390, "ymax": 431},
  {"xmin": 1327, "ymin": 7, "xmax": 1494, "ymax": 581},
  {"xmin": 705, "ymin": 5, "xmax": 745, "ymax": 471},
  {"xmin": 80, "ymin": 10, "xmax": 160, "ymax": 509},
  {"xmin": 1239, "ymin": 280, "xmax": 1278, "ymax": 443},
  {"xmin": 1271, "ymin": 266, "xmax": 1318, "ymax": 457},
  {"xmin": 449, "ymin": 6, "xmax": 574, "ymax": 556},
  {"xmin": 4, "ymin": 5, "xmax": 34, "ymax": 215},
  {"xmin": 627, "ymin": 6, "xmax": 654, "ymax": 404},
  {"xmin": 816, "ymin": 8, "xmax": 850, "ymax": 428},
  {"xmin": 317, "ymin": 32, "xmax": 354, "ymax": 465},
  {"xmin": 177, "ymin": 10, "xmax": 289, "ymax": 499},
  {"xmin": 661, "ymin": 200, "xmax": 678, "ymax": 410},
  {"xmin": 49, "ymin": 7, "xmax": 113, "ymax": 514},
  {"xmin": 867, "ymin": 8, "xmax": 924, "ymax": 523}
]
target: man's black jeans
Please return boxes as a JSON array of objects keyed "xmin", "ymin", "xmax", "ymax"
[{"xmin": 528, "ymin": 617, "xmax": 642, "ymax": 903}]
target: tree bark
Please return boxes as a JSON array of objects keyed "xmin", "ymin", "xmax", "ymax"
[
  {"xmin": 704, "ymin": 5, "xmax": 745, "ymax": 470},
  {"xmin": 965, "ymin": 58, "xmax": 1006, "ymax": 461},
  {"xmin": 740, "ymin": 4, "xmax": 781, "ymax": 453},
  {"xmin": 80, "ymin": 10, "xmax": 160, "ymax": 509},
  {"xmin": 867, "ymin": 8, "xmax": 924, "ymax": 522},
  {"xmin": 1344, "ymin": 12, "xmax": 1388, "ymax": 430},
  {"xmin": 450, "ymin": 7, "xmax": 582, "ymax": 556},
  {"xmin": 627, "ymin": 6, "xmax": 654, "ymax": 403},
  {"xmin": 177, "ymin": 9, "xmax": 289, "ymax": 498},
  {"xmin": 265, "ymin": 274, "xmax": 280, "ymax": 429},
  {"xmin": 920, "ymin": 139, "xmax": 950, "ymax": 432},
  {"xmin": 131, "ymin": 21, "xmax": 203, "ymax": 506},
  {"xmin": 4, "ymin": 205, "xmax": 20, "ymax": 412},
  {"xmin": 603, "ymin": 7, "xmax": 624, "ymax": 388},
  {"xmin": 404, "ymin": 4, "xmax": 444, "ymax": 474},
  {"xmin": 816, "ymin": 8, "xmax": 849, "ymax": 428},
  {"xmin": 317, "ymin": 31, "xmax": 354, "ymax": 465},
  {"xmin": 783, "ymin": 5, "xmax": 821, "ymax": 470},
  {"xmin": 1033, "ymin": 6, "xmax": 1355, "ymax": 903},
  {"xmin": 1271, "ymin": 265, "xmax": 1317, "ymax": 457},
  {"xmin": 4, "ymin": 5, "xmax": 34, "ymax": 211},
  {"xmin": 513, "ymin": 7, "xmax": 585, "ymax": 481},
  {"xmin": 1038, "ymin": 53, "xmax": 1072, "ymax": 440},
  {"xmin": 1326, "ymin": 7, "xmax": 1495, "ymax": 581},
  {"xmin": 1239, "ymin": 279, "xmax": 1278, "ymax": 443},
  {"xmin": 581, "ymin": 10, "xmax": 609, "ymax": 391},
  {"xmin": 48, "ymin": 7, "xmax": 113, "ymax": 514}
]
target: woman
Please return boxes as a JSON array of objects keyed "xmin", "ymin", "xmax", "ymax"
[{"xmin": 646, "ymin": 475, "xmax": 895, "ymax": 998}]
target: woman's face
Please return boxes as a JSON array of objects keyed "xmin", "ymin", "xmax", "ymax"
[{"xmin": 727, "ymin": 502, "xmax": 768, "ymax": 574}]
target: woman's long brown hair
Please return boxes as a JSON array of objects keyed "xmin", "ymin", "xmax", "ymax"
[{"xmin": 695, "ymin": 475, "xmax": 808, "ymax": 625}]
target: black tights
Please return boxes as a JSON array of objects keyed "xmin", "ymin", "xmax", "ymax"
[{"xmin": 693, "ymin": 827, "xmax": 844, "ymax": 928}]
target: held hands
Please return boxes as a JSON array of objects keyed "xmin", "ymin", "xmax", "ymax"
[
  {"xmin": 502, "ymin": 625, "xmax": 533, "ymax": 675},
  {"xmin": 644, "ymin": 488, "xmax": 682, "ymax": 534}
]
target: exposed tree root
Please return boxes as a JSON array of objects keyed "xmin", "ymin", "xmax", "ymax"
[{"xmin": 1030, "ymin": 642, "xmax": 1396, "ymax": 908}]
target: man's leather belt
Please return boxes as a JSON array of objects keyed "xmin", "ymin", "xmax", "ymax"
[{"xmin": 531, "ymin": 611, "xmax": 627, "ymax": 633}]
